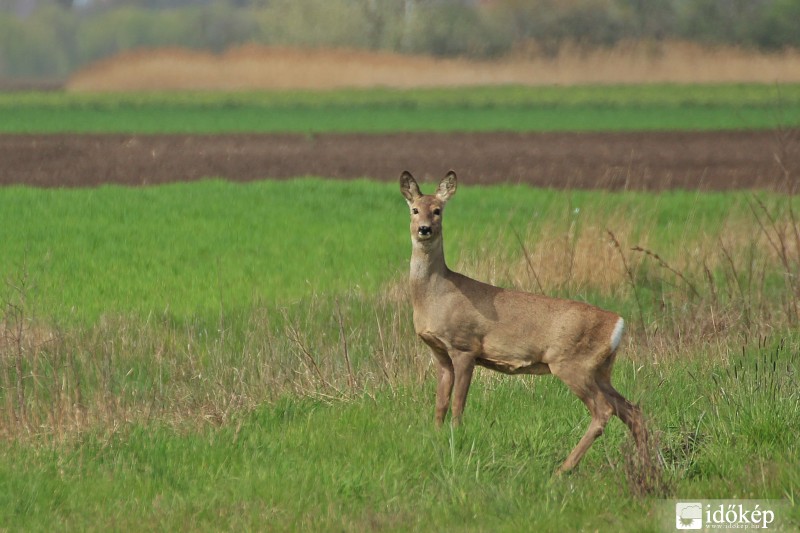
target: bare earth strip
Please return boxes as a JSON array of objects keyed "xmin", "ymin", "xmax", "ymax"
[{"xmin": 1, "ymin": 131, "xmax": 797, "ymax": 190}]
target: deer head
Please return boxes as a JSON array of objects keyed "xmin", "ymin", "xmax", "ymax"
[{"xmin": 399, "ymin": 170, "xmax": 457, "ymax": 245}]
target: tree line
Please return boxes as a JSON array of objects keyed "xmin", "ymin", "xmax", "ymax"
[{"xmin": 1, "ymin": 0, "xmax": 800, "ymax": 79}]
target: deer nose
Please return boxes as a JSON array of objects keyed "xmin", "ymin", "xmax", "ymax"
[{"xmin": 418, "ymin": 226, "xmax": 432, "ymax": 236}]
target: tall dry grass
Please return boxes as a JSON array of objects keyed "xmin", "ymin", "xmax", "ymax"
[
  {"xmin": 458, "ymin": 205, "xmax": 799, "ymax": 359},
  {"xmin": 66, "ymin": 42, "xmax": 800, "ymax": 92}
]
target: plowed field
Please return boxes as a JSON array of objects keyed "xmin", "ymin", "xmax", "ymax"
[{"xmin": 2, "ymin": 130, "xmax": 798, "ymax": 190}]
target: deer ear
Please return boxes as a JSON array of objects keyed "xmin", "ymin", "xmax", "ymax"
[
  {"xmin": 400, "ymin": 171, "xmax": 422, "ymax": 205},
  {"xmin": 436, "ymin": 170, "xmax": 457, "ymax": 203}
]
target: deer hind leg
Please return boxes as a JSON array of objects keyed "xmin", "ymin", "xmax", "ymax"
[
  {"xmin": 552, "ymin": 365, "xmax": 614, "ymax": 474},
  {"xmin": 596, "ymin": 356, "xmax": 649, "ymax": 458}
]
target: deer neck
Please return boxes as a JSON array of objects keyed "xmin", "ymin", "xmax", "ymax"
[{"xmin": 409, "ymin": 236, "xmax": 449, "ymax": 292}]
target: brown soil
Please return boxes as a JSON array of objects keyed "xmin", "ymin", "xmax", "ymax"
[{"xmin": 1, "ymin": 131, "xmax": 798, "ymax": 190}]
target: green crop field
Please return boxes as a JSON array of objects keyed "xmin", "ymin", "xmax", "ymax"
[
  {"xmin": 0, "ymin": 179, "xmax": 755, "ymax": 324},
  {"xmin": 1, "ymin": 85, "xmax": 799, "ymax": 531},
  {"xmin": 1, "ymin": 84, "xmax": 800, "ymax": 133}
]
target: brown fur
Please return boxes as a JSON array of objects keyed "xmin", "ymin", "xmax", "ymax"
[{"xmin": 400, "ymin": 170, "xmax": 648, "ymax": 474}]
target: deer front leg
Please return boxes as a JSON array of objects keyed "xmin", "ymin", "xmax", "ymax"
[
  {"xmin": 450, "ymin": 351, "xmax": 476, "ymax": 427},
  {"xmin": 435, "ymin": 359, "xmax": 454, "ymax": 427}
]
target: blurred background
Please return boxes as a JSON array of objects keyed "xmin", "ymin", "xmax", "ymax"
[{"xmin": 2, "ymin": 0, "xmax": 800, "ymax": 89}]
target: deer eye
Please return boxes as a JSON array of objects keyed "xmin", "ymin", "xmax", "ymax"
[
  {"xmin": 433, "ymin": 208, "xmax": 441, "ymax": 216},
  {"xmin": 411, "ymin": 208, "xmax": 419, "ymax": 214}
]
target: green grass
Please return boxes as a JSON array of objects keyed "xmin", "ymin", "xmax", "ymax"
[
  {"xmin": 1, "ymin": 340, "xmax": 798, "ymax": 531},
  {"xmin": 2, "ymin": 179, "xmax": 407, "ymax": 323},
  {"xmin": 0, "ymin": 179, "xmax": 761, "ymax": 324},
  {"xmin": 2, "ymin": 179, "xmax": 799, "ymax": 530},
  {"xmin": 1, "ymin": 84, "xmax": 799, "ymax": 133}
]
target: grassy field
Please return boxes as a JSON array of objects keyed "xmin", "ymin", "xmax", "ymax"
[
  {"xmin": 1, "ymin": 84, "xmax": 800, "ymax": 133},
  {"xmin": 1, "ymin": 84, "xmax": 799, "ymax": 530},
  {"xmin": 1, "ymin": 178, "xmax": 799, "ymax": 530},
  {"xmin": 0, "ymin": 179, "xmax": 773, "ymax": 323},
  {"xmin": 2, "ymin": 352, "xmax": 798, "ymax": 531}
]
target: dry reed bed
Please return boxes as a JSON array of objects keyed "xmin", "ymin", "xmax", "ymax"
[{"xmin": 67, "ymin": 42, "xmax": 800, "ymax": 92}]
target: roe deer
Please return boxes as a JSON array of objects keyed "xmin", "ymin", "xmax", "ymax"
[{"xmin": 400, "ymin": 170, "xmax": 648, "ymax": 474}]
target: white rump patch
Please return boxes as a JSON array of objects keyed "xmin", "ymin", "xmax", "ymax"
[{"xmin": 610, "ymin": 317, "xmax": 625, "ymax": 352}]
